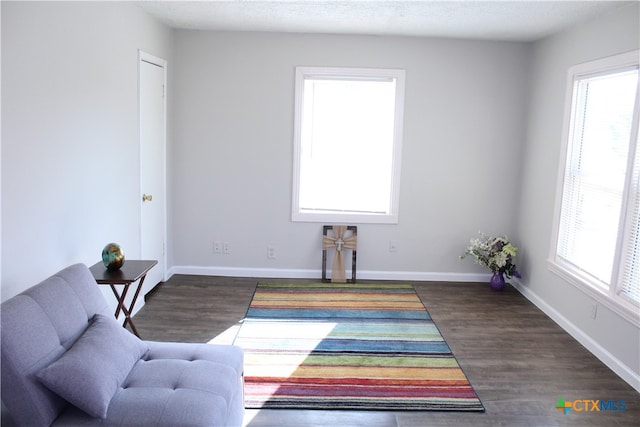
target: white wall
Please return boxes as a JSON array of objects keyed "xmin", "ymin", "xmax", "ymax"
[
  {"xmin": 515, "ymin": 2, "xmax": 640, "ymax": 389},
  {"xmin": 171, "ymin": 31, "xmax": 530, "ymax": 280},
  {"xmin": 1, "ymin": 0, "xmax": 637, "ymax": 394},
  {"xmin": 1, "ymin": 2, "xmax": 173, "ymax": 304}
]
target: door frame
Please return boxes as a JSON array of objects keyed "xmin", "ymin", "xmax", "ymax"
[{"xmin": 138, "ymin": 50, "xmax": 167, "ymax": 284}]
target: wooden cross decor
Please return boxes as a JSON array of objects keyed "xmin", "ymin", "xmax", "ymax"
[{"xmin": 322, "ymin": 225, "xmax": 357, "ymax": 283}]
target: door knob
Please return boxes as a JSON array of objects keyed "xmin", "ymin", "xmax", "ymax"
[{"xmin": 142, "ymin": 194, "xmax": 153, "ymax": 202}]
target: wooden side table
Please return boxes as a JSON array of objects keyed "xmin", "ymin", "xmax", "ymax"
[{"xmin": 89, "ymin": 260, "xmax": 157, "ymax": 338}]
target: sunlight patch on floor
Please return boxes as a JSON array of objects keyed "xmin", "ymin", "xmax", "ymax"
[{"xmin": 207, "ymin": 324, "xmax": 241, "ymax": 345}]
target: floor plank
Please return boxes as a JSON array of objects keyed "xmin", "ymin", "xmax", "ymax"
[{"xmin": 132, "ymin": 276, "xmax": 640, "ymax": 426}]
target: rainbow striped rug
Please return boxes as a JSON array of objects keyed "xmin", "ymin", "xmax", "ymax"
[{"xmin": 233, "ymin": 282, "xmax": 484, "ymax": 411}]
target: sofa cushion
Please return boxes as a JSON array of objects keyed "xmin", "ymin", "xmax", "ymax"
[
  {"xmin": 37, "ymin": 314, "xmax": 149, "ymax": 418},
  {"xmin": 54, "ymin": 342, "xmax": 245, "ymax": 426}
]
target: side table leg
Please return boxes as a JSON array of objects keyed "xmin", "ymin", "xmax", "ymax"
[
  {"xmin": 121, "ymin": 274, "xmax": 147, "ymax": 338},
  {"xmin": 110, "ymin": 284, "xmax": 130, "ymax": 319},
  {"xmin": 108, "ymin": 283, "xmax": 142, "ymax": 338},
  {"xmin": 119, "ymin": 304, "xmax": 140, "ymax": 338}
]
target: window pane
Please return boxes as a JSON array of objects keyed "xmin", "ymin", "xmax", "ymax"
[
  {"xmin": 293, "ymin": 67, "xmax": 405, "ymax": 223},
  {"xmin": 557, "ymin": 70, "xmax": 637, "ymax": 285},
  {"xmin": 299, "ymin": 78, "xmax": 396, "ymax": 213}
]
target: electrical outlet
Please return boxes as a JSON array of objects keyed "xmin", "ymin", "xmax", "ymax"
[
  {"xmin": 213, "ymin": 241, "xmax": 221, "ymax": 254},
  {"xmin": 389, "ymin": 240, "xmax": 398, "ymax": 252},
  {"xmin": 223, "ymin": 242, "xmax": 230, "ymax": 254},
  {"xmin": 591, "ymin": 304, "xmax": 598, "ymax": 320},
  {"xmin": 267, "ymin": 245, "xmax": 277, "ymax": 259}
]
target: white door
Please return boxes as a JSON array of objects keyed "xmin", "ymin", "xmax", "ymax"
[{"xmin": 139, "ymin": 52, "xmax": 166, "ymax": 298}]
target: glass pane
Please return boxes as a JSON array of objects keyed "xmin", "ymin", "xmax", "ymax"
[{"xmin": 299, "ymin": 78, "xmax": 396, "ymax": 214}]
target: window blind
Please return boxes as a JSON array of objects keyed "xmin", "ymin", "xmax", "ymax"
[
  {"xmin": 557, "ymin": 71, "xmax": 636, "ymax": 286},
  {"xmin": 619, "ymin": 132, "xmax": 640, "ymax": 305},
  {"xmin": 551, "ymin": 51, "xmax": 640, "ymax": 324}
]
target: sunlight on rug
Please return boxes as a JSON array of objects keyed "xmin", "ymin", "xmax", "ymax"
[{"xmin": 233, "ymin": 283, "xmax": 484, "ymax": 412}]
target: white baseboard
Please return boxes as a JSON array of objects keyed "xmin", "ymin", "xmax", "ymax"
[
  {"xmin": 168, "ymin": 266, "xmax": 319, "ymax": 279},
  {"xmin": 511, "ymin": 278, "xmax": 640, "ymax": 393},
  {"xmin": 167, "ymin": 265, "xmax": 491, "ymax": 283}
]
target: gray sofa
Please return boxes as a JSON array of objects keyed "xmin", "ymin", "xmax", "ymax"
[{"xmin": 1, "ymin": 263, "xmax": 244, "ymax": 426}]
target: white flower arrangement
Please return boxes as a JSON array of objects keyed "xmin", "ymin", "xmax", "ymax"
[{"xmin": 461, "ymin": 232, "xmax": 521, "ymax": 279}]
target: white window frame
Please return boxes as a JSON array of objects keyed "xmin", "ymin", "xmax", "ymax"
[
  {"xmin": 549, "ymin": 50, "xmax": 640, "ymax": 326},
  {"xmin": 291, "ymin": 66, "xmax": 405, "ymax": 224}
]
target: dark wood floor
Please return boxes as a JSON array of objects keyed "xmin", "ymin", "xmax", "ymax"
[{"xmin": 132, "ymin": 275, "xmax": 640, "ymax": 427}]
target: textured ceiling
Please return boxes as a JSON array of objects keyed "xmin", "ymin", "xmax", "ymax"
[{"xmin": 135, "ymin": 1, "xmax": 633, "ymax": 42}]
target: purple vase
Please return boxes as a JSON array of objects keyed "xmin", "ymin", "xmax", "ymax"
[{"xmin": 490, "ymin": 272, "xmax": 505, "ymax": 291}]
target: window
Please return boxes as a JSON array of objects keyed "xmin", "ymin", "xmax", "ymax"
[
  {"xmin": 292, "ymin": 67, "xmax": 405, "ymax": 223},
  {"xmin": 550, "ymin": 50, "xmax": 640, "ymax": 325}
]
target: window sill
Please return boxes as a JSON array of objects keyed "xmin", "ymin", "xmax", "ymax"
[
  {"xmin": 292, "ymin": 211, "xmax": 398, "ymax": 224},
  {"xmin": 547, "ymin": 258, "xmax": 640, "ymax": 327}
]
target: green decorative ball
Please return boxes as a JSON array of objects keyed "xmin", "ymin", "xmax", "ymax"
[{"xmin": 102, "ymin": 243, "xmax": 125, "ymax": 271}]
